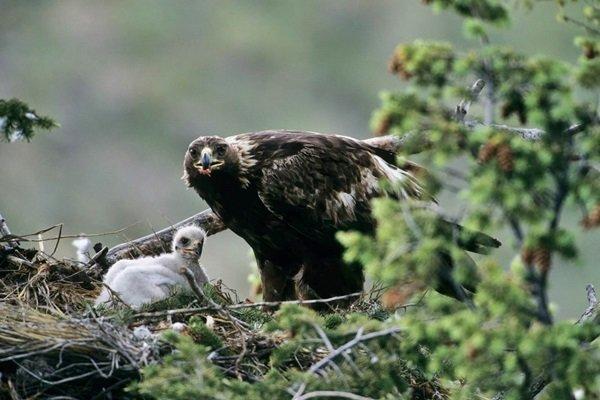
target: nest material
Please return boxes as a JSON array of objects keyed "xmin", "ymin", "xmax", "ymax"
[
  {"xmin": 0, "ymin": 303, "xmax": 163, "ymax": 399},
  {"xmin": 0, "ymin": 244, "xmax": 444, "ymax": 399},
  {"xmin": 0, "ymin": 247, "xmax": 102, "ymax": 314}
]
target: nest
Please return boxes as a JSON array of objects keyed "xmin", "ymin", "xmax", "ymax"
[
  {"xmin": 0, "ymin": 243, "xmax": 444, "ymax": 399},
  {"xmin": 0, "ymin": 246, "xmax": 101, "ymax": 314},
  {"xmin": 0, "ymin": 303, "xmax": 163, "ymax": 399}
]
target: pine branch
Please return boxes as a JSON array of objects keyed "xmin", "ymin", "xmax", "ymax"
[
  {"xmin": 494, "ymin": 284, "xmax": 600, "ymax": 400},
  {"xmin": 291, "ymin": 326, "xmax": 402, "ymax": 399},
  {"xmin": 0, "ymin": 98, "xmax": 57, "ymax": 142}
]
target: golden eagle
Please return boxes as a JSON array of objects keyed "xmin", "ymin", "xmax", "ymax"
[{"xmin": 183, "ymin": 130, "xmax": 499, "ymax": 304}]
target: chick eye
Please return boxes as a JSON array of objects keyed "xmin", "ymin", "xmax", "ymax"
[
  {"xmin": 216, "ymin": 145, "xmax": 226, "ymax": 157},
  {"xmin": 180, "ymin": 237, "xmax": 190, "ymax": 246},
  {"xmin": 189, "ymin": 148, "xmax": 197, "ymax": 157}
]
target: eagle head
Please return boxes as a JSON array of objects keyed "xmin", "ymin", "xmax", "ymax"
[{"xmin": 183, "ymin": 136, "xmax": 241, "ymax": 185}]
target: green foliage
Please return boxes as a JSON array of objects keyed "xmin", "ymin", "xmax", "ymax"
[
  {"xmin": 0, "ymin": 98, "xmax": 57, "ymax": 142},
  {"xmin": 133, "ymin": 305, "xmax": 444, "ymax": 400},
  {"xmin": 388, "ymin": 40, "xmax": 455, "ymax": 87},
  {"xmin": 425, "ymin": 0, "xmax": 509, "ymax": 24},
  {"xmin": 188, "ymin": 316, "xmax": 223, "ymax": 349},
  {"xmin": 139, "ymin": 288, "xmax": 200, "ymax": 312},
  {"xmin": 132, "ymin": 2, "xmax": 600, "ymax": 399},
  {"xmin": 399, "ymin": 263, "xmax": 600, "ymax": 399},
  {"xmin": 355, "ymin": 0, "xmax": 600, "ymax": 398}
]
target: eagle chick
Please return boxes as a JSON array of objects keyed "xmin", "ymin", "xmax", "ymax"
[{"xmin": 95, "ymin": 226, "xmax": 208, "ymax": 309}]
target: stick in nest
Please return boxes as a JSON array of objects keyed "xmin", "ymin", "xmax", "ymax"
[{"xmin": 180, "ymin": 267, "xmax": 250, "ymax": 378}]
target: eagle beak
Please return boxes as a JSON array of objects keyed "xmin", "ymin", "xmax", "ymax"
[
  {"xmin": 193, "ymin": 147, "xmax": 224, "ymax": 175},
  {"xmin": 194, "ymin": 148, "xmax": 213, "ymax": 174},
  {"xmin": 201, "ymin": 148, "xmax": 212, "ymax": 170}
]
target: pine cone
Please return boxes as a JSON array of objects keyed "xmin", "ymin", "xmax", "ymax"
[
  {"xmin": 583, "ymin": 44, "xmax": 597, "ymax": 60},
  {"xmin": 581, "ymin": 204, "xmax": 600, "ymax": 229},
  {"xmin": 496, "ymin": 143, "xmax": 514, "ymax": 172},
  {"xmin": 521, "ymin": 247, "xmax": 535, "ymax": 265},
  {"xmin": 533, "ymin": 247, "xmax": 552, "ymax": 273},
  {"xmin": 374, "ymin": 114, "xmax": 392, "ymax": 136},
  {"xmin": 477, "ymin": 141, "xmax": 497, "ymax": 163},
  {"xmin": 388, "ymin": 49, "xmax": 412, "ymax": 80},
  {"xmin": 500, "ymin": 102, "xmax": 511, "ymax": 119},
  {"xmin": 466, "ymin": 345, "xmax": 479, "ymax": 360}
]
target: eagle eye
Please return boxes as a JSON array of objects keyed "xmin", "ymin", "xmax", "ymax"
[
  {"xmin": 180, "ymin": 237, "xmax": 190, "ymax": 246},
  {"xmin": 189, "ymin": 148, "xmax": 197, "ymax": 157},
  {"xmin": 216, "ymin": 145, "xmax": 226, "ymax": 157}
]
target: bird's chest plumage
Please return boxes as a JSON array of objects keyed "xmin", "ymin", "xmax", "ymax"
[{"xmin": 192, "ymin": 176, "xmax": 298, "ymax": 254}]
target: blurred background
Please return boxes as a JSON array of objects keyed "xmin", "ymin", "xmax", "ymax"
[{"xmin": 0, "ymin": 1, "xmax": 596, "ymax": 319}]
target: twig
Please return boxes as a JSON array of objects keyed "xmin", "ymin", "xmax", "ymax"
[
  {"xmin": 180, "ymin": 267, "xmax": 250, "ymax": 377},
  {"xmin": 307, "ymin": 327, "xmax": 402, "ymax": 375},
  {"xmin": 311, "ymin": 323, "xmax": 360, "ymax": 377},
  {"xmin": 131, "ymin": 292, "xmax": 365, "ymax": 320},
  {"xmin": 87, "ymin": 246, "xmax": 109, "ymax": 271},
  {"xmin": 49, "ymin": 223, "xmax": 63, "ymax": 257},
  {"xmin": 180, "ymin": 267, "xmax": 249, "ymax": 328},
  {"xmin": 577, "ymin": 284, "xmax": 599, "ymax": 324},
  {"xmin": 465, "ymin": 120, "xmax": 547, "ymax": 140},
  {"xmin": 106, "ymin": 210, "xmax": 224, "ymax": 264},
  {"xmin": 6, "ymin": 255, "xmax": 34, "ymax": 268},
  {"xmin": 0, "ymin": 212, "xmax": 18, "ymax": 249},
  {"xmin": 295, "ymin": 391, "xmax": 375, "ymax": 400},
  {"xmin": 292, "ymin": 326, "xmax": 402, "ymax": 399},
  {"xmin": 456, "ymin": 79, "xmax": 485, "ymax": 122},
  {"xmin": 1, "ymin": 222, "xmax": 140, "ymax": 243},
  {"xmin": 562, "ymin": 14, "xmax": 600, "ymax": 36}
]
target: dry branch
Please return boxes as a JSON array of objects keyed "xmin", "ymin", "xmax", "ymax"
[
  {"xmin": 180, "ymin": 267, "xmax": 249, "ymax": 331},
  {"xmin": 131, "ymin": 291, "xmax": 366, "ymax": 320},
  {"xmin": 105, "ymin": 209, "xmax": 224, "ymax": 264},
  {"xmin": 295, "ymin": 391, "xmax": 374, "ymax": 400},
  {"xmin": 577, "ymin": 284, "xmax": 599, "ymax": 324},
  {"xmin": 0, "ymin": 212, "xmax": 18, "ymax": 250},
  {"xmin": 456, "ymin": 79, "xmax": 486, "ymax": 122}
]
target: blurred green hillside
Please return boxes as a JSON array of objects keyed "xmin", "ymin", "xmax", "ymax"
[{"xmin": 0, "ymin": 1, "xmax": 596, "ymax": 318}]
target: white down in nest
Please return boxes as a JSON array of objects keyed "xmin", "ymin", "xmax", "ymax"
[{"xmin": 95, "ymin": 226, "xmax": 209, "ymax": 309}]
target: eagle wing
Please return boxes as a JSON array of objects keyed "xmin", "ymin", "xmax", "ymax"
[{"xmin": 237, "ymin": 131, "xmax": 424, "ymax": 239}]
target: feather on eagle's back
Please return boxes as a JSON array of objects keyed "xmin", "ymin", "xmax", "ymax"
[{"xmin": 226, "ymin": 130, "xmax": 426, "ymax": 235}]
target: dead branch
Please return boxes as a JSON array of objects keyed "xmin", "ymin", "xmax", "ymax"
[
  {"xmin": 306, "ymin": 326, "xmax": 402, "ymax": 375},
  {"xmin": 105, "ymin": 210, "xmax": 224, "ymax": 264},
  {"xmin": 456, "ymin": 79, "xmax": 486, "ymax": 122},
  {"xmin": 577, "ymin": 284, "xmax": 599, "ymax": 325},
  {"xmin": 131, "ymin": 292, "xmax": 366, "ymax": 320},
  {"xmin": 0, "ymin": 212, "xmax": 18, "ymax": 249},
  {"xmin": 291, "ymin": 326, "xmax": 403, "ymax": 399},
  {"xmin": 295, "ymin": 391, "xmax": 375, "ymax": 400},
  {"xmin": 180, "ymin": 267, "xmax": 249, "ymax": 330}
]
